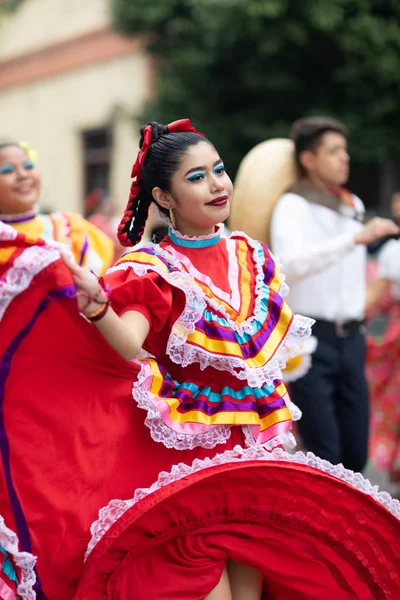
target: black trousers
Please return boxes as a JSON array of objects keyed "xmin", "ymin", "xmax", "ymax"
[{"xmin": 289, "ymin": 325, "xmax": 369, "ymax": 472}]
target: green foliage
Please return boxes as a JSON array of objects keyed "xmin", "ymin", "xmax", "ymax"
[
  {"xmin": 111, "ymin": 0, "xmax": 400, "ymax": 173},
  {"xmin": 0, "ymin": 0, "xmax": 23, "ymax": 13}
]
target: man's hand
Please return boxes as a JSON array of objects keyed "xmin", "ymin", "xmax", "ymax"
[{"xmin": 354, "ymin": 218, "xmax": 400, "ymax": 245}]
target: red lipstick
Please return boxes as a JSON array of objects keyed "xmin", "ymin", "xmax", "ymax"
[{"xmin": 206, "ymin": 195, "xmax": 228, "ymax": 206}]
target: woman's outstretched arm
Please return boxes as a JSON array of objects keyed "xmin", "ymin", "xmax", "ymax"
[{"xmin": 63, "ymin": 254, "xmax": 150, "ymax": 361}]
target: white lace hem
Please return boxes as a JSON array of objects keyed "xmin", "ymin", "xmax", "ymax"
[
  {"xmin": 242, "ymin": 427, "xmax": 297, "ymax": 451},
  {"xmin": 109, "ymin": 239, "xmax": 314, "ymax": 388},
  {"xmin": 86, "ymin": 445, "xmax": 400, "ymax": 559},
  {"xmin": 132, "ymin": 357, "xmax": 297, "ymax": 450},
  {"xmin": 132, "ymin": 361, "xmax": 232, "ymax": 450},
  {"xmin": 285, "ymin": 397, "xmax": 302, "ymax": 421},
  {"xmin": 0, "ymin": 515, "xmax": 36, "ymax": 600}
]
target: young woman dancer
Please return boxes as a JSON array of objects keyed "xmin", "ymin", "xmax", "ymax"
[
  {"xmin": 0, "ymin": 120, "xmax": 399, "ymax": 600},
  {"xmin": 0, "ymin": 141, "xmax": 114, "ymax": 275}
]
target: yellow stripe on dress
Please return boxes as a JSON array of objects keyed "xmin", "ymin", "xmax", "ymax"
[
  {"xmin": 13, "ymin": 217, "xmax": 46, "ymax": 241},
  {"xmin": 117, "ymin": 252, "xmax": 170, "ymax": 275},
  {"xmin": 0, "ymin": 247, "xmax": 17, "ymax": 263},
  {"xmin": 145, "ymin": 358, "xmax": 292, "ymax": 427},
  {"xmin": 234, "ymin": 239, "xmax": 253, "ymax": 324},
  {"xmin": 186, "ymin": 309, "xmax": 292, "ymax": 367}
]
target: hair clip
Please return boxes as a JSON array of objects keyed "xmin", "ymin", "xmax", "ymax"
[{"xmin": 19, "ymin": 141, "xmax": 38, "ymax": 163}]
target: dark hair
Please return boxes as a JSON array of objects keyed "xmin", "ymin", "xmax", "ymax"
[
  {"xmin": 290, "ymin": 117, "xmax": 347, "ymax": 174},
  {"xmin": 118, "ymin": 121, "xmax": 210, "ymax": 246},
  {"xmin": 0, "ymin": 142, "xmax": 20, "ymax": 152}
]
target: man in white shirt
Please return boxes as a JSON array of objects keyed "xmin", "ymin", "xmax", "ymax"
[{"xmin": 271, "ymin": 117, "xmax": 399, "ymax": 472}]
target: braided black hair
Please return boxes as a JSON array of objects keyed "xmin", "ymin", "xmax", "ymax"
[{"xmin": 119, "ymin": 122, "xmax": 210, "ymax": 246}]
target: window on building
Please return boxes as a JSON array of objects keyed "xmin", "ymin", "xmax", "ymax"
[{"xmin": 81, "ymin": 126, "xmax": 113, "ymax": 217}]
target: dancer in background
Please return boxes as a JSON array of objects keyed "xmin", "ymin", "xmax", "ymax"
[
  {"xmin": 367, "ymin": 236, "xmax": 400, "ymax": 498},
  {"xmin": 0, "ymin": 141, "xmax": 114, "ymax": 275}
]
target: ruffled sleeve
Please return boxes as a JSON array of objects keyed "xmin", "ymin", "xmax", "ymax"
[{"xmin": 104, "ymin": 266, "xmax": 186, "ymax": 333}]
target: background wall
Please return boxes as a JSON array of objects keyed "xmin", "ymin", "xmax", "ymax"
[{"xmin": 0, "ymin": 0, "xmax": 150, "ymax": 213}]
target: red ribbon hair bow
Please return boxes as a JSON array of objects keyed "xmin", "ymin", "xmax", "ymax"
[
  {"xmin": 168, "ymin": 118, "xmax": 204, "ymax": 136},
  {"xmin": 130, "ymin": 119, "xmax": 204, "ymax": 179}
]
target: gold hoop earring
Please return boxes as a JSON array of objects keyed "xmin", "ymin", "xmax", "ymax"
[{"xmin": 169, "ymin": 208, "xmax": 177, "ymax": 229}]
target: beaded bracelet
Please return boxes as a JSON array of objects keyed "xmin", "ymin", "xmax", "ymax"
[
  {"xmin": 76, "ymin": 286, "xmax": 111, "ymax": 309},
  {"xmin": 91, "ymin": 281, "xmax": 111, "ymax": 305},
  {"xmin": 86, "ymin": 299, "xmax": 110, "ymax": 322},
  {"xmin": 79, "ymin": 278, "xmax": 112, "ymax": 321}
]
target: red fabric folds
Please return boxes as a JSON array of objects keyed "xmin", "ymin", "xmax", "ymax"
[
  {"xmin": 76, "ymin": 461, "xmax": 400, "ymax": 600},
  {"xmin": 0, "ymin": 233, "xmax": 242, "ymax": 599},
  {"xmin": 2, "ymin": 228, "xmax": 400, "ymax": 600}
]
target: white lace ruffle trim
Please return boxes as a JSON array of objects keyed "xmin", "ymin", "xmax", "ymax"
[
  {"xmin": 0, "ymin": 221, "xmax": 18, "ymax": 240},
  {"xmin": 282, "ymin": 336, "xmax": 318, "ymax": 384},
  {"xmin": 132, "ymin": 357, "xmax": 298, "ymax": 450},
  {"xmin": 132, "ymin": 362, "xmax": 232, "ymax": 450},
  {"xmin": 86, "ymin": 444, "xmax": 400, "ymax": 559},
  {"xmin": 285, "ymin": 397, "xmax": 302, "ymax": 421},
  {"xmin": 0, "ymin": 221, "xmax": 73, "ymax": 321},
  {"xmin": 109, "ymin": 236, "xmax": 314, "ymax": 388},
  {"xmin": 167, "ymin": 312, "xmax": 313, "ymax": 388},
  {"xmin": 0, "ymin": 515, "xmax": 36, "ymax": 600},
  {"xmin": 242, "ymin": 427, "xmax": 297, "ymax": 451}
]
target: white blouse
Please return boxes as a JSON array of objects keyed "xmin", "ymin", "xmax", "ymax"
[
  {"xmin": 378, "ymin": 239, "xmax": 400, "ymax": 299},
  {"xmin": 271, "ymin": 192, "xmax": 366, "ymax": 322}
]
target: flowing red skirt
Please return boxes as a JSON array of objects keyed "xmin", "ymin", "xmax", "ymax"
[
  {"xmin": 1, "ymin": 231, "xmax": 400, "ymax": 600},
  {"xmin": 76, "ymin": 459, "xmax": 400, "ymax": 599}
]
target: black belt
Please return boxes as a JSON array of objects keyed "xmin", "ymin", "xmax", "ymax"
[{"xmin": 312, "ymin": 319, "xmax": 366, "ymax": 338}]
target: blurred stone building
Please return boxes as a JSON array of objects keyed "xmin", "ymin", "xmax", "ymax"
[
  {"xmin": 0, "ymin": 0, "xmax": 399, "ymax": 218},
  {"xmin": 0, "ymin": 0, "xmax": 151, "ymax": 214}
]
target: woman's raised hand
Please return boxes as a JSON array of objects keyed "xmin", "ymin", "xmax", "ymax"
[
  {"xmin": 62, "ymin": 252, "xmax": 148, "ymax": 360},
  {"xmin": 61, "ymin": 253, "xmax": 106, "ymax": 315}
]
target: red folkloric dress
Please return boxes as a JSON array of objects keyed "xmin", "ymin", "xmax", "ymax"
[{"xmin": 0, "ymin": 221, "xmax": 399, "ymax": 600}]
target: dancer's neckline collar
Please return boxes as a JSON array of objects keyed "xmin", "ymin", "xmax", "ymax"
[
  {"xmin": 0, "ymin": 206, "xmax": 39, "ymax": 224},
  {"xmin": 168, "ymin": 225, "xmax": 221, "ymax": 248}
]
